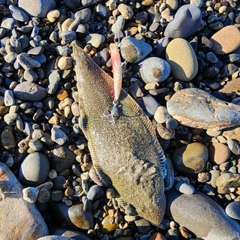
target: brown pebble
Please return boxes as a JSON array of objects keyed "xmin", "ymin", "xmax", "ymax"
[
  {"xmin": 101, "ymin": 215, "xmax": 118, "ymax": 234},
  {"xmin": 179, "ymin": 226, "xmax": 189, "ymax": 239},
  {"xmin": 210, "ymin": 26, "xmax": 240, "ymax": 55},
  {"xmin": 208, "ymin": 142, "xmax": 230, "ymax": 165},
  {"xmin": 57, "ymin": 89, "xmax": 69, "ymax": 101},
  {"xmin": 65, "ymin": 186, "xmax": 75, "ymax": 197},
  {"xmin": 1, "ymin": 128, "xmax": 16, "ymax": 150}
]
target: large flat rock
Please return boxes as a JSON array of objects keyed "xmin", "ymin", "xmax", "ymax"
[
  {"xmin": 0, "ymin": 162, "xmax": 48, "ymax": 239},
  {"xmin": 167, "ymin": 88, "xmax": 240, "ymax": 130}
]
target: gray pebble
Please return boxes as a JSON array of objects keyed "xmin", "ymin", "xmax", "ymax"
[
  {"xmin": 206, "ymin": 52, "xmax": 218, "ymax": 63},
  {"xmin": 120, "ymin": 36, "xmax": 152, "ymax": 63},
  {"xmin": 4, "ymin": 52, "xmax": 17, "ymax": 63},
  {"xmin": 47, "ymin": 70, "xmax": 60, "ymax": 94},
  {"xmin": 55, "ymin": 46, "xmax": 72, "ymax": 56},
  {"xmin": 175, "ymin": 181, "xmax": 195, "ymax": 194},
  {"xmin": 18, "ymin": 34, "xmax": 30, "ymax": 50},
  {"xmin": 85, "ymin": 33, "xmax": 105, "ymax": 48},
  {"xmin": 18, "ymin": 0, "xmax": 56, "ymax": 18},
  {"xmin": 139, "ymin": 57, "xmax": 171, "ymax": 83},
  {"xmin": 63, "ymin": 0, "xmax": 81, "ymax": 9},
  {"xmin": 1, "ymin": 17, "xmax": 16, "ymax": 30},
  {"xmin": 4, "ymin": 89, "xmax": 15, "ymax": 107},
  {"xmin": 34, "ymin": 54, "xmax": 46, "ymax": 64},
  {"xmin": 9, "ymin": 5, "xmax": 29, "ymax": 22},
  {"xmin": 37, "ymin": 188, "xmax": 51, "ymax": 203},
  {"xmin": 27, "ymin": 46, "xmax": 43, "ymax": 55},
  {"xmin": 19, "ymin": 152, "xmax": 50, "ymax": 186},
  {"xmin": 3, "ymin": 113, "xmax": 17, "ymax": 125},
  {"xmin": 154, "ymin": 106, "xmax": 171, "ymax": 124},
  {"xmin": 22, "ymin": 187, "xmax": 39, "ymax": 203},
  {"xmin": 134, "ymin": 219, "xmax": 152, "ymax": 234},
  {"xmin": 13, "ymin": 82, "xmax": 47, "ymax": 101},
  {"xmin": 87, "ymin": 185, "xmax": 104, "ymax": 201},
  {"xmin": 17, "ymin": 53, "xmax": 41, "ymax": 70},
  {"xmin": 166, "ymin": 118, "xmax": 178, "ymax": 130},
  {"xmin": 76, "ymin": 24, "xmax": 88, "ymax": 36},
  {"xmin": 166, "ymin": 189, "xmax": 240, "ymax": 240},
  {"xmin": 38, "ymin": 236, "xmax": 71, "ymax": 240},
  {"xmin": 51, "ymin": 125, "xmax": 67, "ymax": 146},
  {"xmin": 81, "ymin": 0, "xmax": 97, "ymax": 7},
  {"xmin": 111, "ymin": 15, "xmax": 125, "ymax": 36},
  {"xmin": 227, "ymin": 139, "xmax": 240, "ymax": 155},
  {"xmin": 75, "ymin": 8, "xmax": 91, "ymax": 23},
  {"xmin": 96, "ymin": 3, "xmax": 108, "ymax": 19},
  {"xmin": 225, "ymin": 202, "xmax": 240, "ymax": 220},
  {"xmin": 24, "ymin": 69, "xmax": 38, "ymax": 82},
  {"xmin": 61, "ymin": 30, "xmax": 77, "ymax": 45},
  {"xmin": 28, "ymin": 139, "xmax": 43, "ymax": 151},
  {"xmin": 164, "ymin": 4, "xmax": 202, "ymax": 39},
  {"xmin": 135, "ymin": 94, "xmax": 160, "ymax": 117}
]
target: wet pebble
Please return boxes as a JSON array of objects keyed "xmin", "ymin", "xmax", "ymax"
[
  {"xmin": 18, "ymin": 0, "xmax": 56, "ymax": 18},
  {"xmin": 120, "ymin": 36, "xmax": 152, "ymax": 63},
  {"xmin": 171, "ymin": 142, "xmax": 208, "ymax": 174},
  {"xmin": 51, "ymin": 125, "xmax": 67, "ymax": 146},
  {"xmin": 208, "ymin": 142, "xmax": 230, "ymax": 165},
  {"xmin": 22, "ymin": 186, "xmax": 39, "ymax": 203},
  {"xmin": 139, "ymin": 57, "xmax": 171, "ymax": 84},
  {"xmin": 165, "ymin": 38, "xmax": 198, "ymax": 81},
  {"xmin": 86, "ymin": 33, "xmax": 105, "ymax": 49},
  {"xmin": 9, "ymin": 5, "xmax": 29, "ymax": 22},
  {"xmin": 101, "ymin": 215, "xmax": 118, "ymax": 234},
  {"xmin": 13, "ymin": 82, "xmax": 47, "ymax": 101},
  {"xmin": 175, "ymin": 181, "xmax": 195, "ymax": 194},
  {"xmin": 19, "ymin": 152, "xmax": 50, "ymax": 186},
  {"xmin": 164, "ymin": 4, "xmax": 202, "ymax": 39},
  {"xmin": 225, "ymin": 202, "xmax": 240, "ymax": 220},
  {"xmin": 1, "ymin": 127, "xmax": 16, "ymax": 150},
  {"xmin": 210, "ymin": 25, "xmax": 240, "ymax": 55}
]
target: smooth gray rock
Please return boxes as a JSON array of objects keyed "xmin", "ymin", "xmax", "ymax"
[
  {"xmin": 17, "ymin": 53, "xmax": 41, "ymax": 69},
  {"xmin": 120, "ymin": 36, "xmax": 152, "ymax": 63},
  {"xmin": 13, "ymin": 82, "xmax": 47, "ymax": 101},
  {"xmin": 19, "ymin": 152, "xmax": 50, "ymax": 186},
  {"xmin": 225, "ymin": 202, "xmax": 240, "ymax": 220},
  {"xmin": 38, "ymin": 236, "xmax": 71, "ymax": 240},
  {"xmin": 1, "ymin": 17, "xmax": 16, "ymax": 30},
  {"xmin": 166, "ymin": 189, "xmax": 240, "ymax": 240},
  {"xmin": 9, "ymin": 4, "xmax": 29, "ymax": 22},
  {"xmin": 18, "ymin": 0, "xmax": 56, "ymax": 18},
  {"xmin": 164, "ymin": 4, "xmax": 202, "ymax": 39},
  {"xmin": 139, "ymin": 57, "xmax": 171, "ymax": 83},
  {"xmin": 167, "ymin": 88, "xmax": 240, "ymax": 130}
]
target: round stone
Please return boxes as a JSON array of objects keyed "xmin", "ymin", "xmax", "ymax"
[
  {"xmin": 139, "ymin": 57, "xmax": 171, "ymax": 83},
  {"xmin": 61, "ymin": 30, "xmax": 77, "ymax": 45},
  {"xmin": 134, "ymin": 218, "xmax": 152, "ymax": 234},
  {"xmin": 164, "ymin": 4, "xmax": 202, "ymax": 39},
  {"xmin": 18, "ymin": 0, "xmax": 56, "ymax": 18},
  {"xmin": 175, "ymin": 181, "xmax": 195, "ymax": 194},
  {"xmin": 210, "ymin": 25, "xmax": 240, "ymax": 55},
  {"xmin": 19, "ymin": 152, "xmax": 50, "ymax": 186},
  {"xmin": 225, "ymin": 202, "xmax": 240, "ymax": 220},
  {"xmin": 154, "ymin": 106, "xmax": 171, "ymax": 123},
  {"xmin": 118, "ymin": 3, "xmax": 134, "ymax": 20},
  {"xmin": 87, "ymin": 185, "xmax": 105, "ymax": 201},
  {"xmin": 171, "ymin": 142, "xmax": 208, "ymax": 174},
  {"xmin": 208, "ymin": 142, "xmax": 230, "ymax": 165},
  {"xmin": 51, "ymin": 125, "xmax": 67, "ymax": 146},
  {"xmin": 47, "ymin": 9, "xmax": 60, "ymax": 23},
  {"xmin": 58, "ymin": 57, "xmax": 73, "ymax": 70},
  {"xmin": 85, "ymin": 33, "xmax": 105, "ymax": 48},
  {"xmin": 166, "ymin": 38, "xmax": 198, "ymax": 81},
  {"xmin": 120, "ymin": 36, "xmax": 152, "ymax": 63}
]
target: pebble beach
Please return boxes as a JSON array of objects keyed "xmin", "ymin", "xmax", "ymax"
[{"xmin": 0, "ymin": 0, "xmax": 240, "ymax": 239}]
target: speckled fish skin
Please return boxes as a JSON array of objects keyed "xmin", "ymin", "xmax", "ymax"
[{"xmin": 71, "ymin": 41, "xmax": 166, "ymax": 225}]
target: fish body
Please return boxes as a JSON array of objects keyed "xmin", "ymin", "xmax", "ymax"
[{"xmin": 71, "ymin": 42, "xmax": 166, "ymax": 225}]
